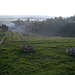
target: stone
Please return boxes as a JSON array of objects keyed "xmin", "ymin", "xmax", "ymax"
[
  {"xmin": 66, "ymin": 47, "xmax": 75, "ymax": 56},
  {"xmin": 20, "ymin": 44, "xmax": 34, "ymax": 52}
]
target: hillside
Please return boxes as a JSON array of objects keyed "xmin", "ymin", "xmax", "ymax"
[{"xmin": 0, "ymin": 31, "xmax": 75, "ymax": 75}]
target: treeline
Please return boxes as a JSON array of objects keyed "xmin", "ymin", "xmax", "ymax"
[
  {"xmin": 0, "ymin": 24, "xmax": 8, "ymax": 32},
  {"xmin": 28, "ymin": 15, "xmax": 75, "ymax": 37}
]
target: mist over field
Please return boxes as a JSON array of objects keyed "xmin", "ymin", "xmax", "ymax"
[
  {"xmin": 0, "ymin": 15, "xmax": 75, "ymax": 37},
  {"xmin": 0, "ymin": 15, "xmax": 49, "ymax": 33}
]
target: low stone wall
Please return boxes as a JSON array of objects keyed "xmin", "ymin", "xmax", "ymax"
[{"xmin": 0, "ymin": 37, "xmax": 4, "ymax": 44}]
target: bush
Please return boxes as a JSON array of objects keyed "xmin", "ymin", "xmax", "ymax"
[{"xmin": 0, "ymin": 24, "xmax": 8, "ymax": 32}]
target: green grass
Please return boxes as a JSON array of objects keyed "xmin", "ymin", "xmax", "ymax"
[
  {"xmin": 0, "ymin": 32, "xmax": 5, "ymax": 41},
  {"xmin": 0, "ymin": 34, "xmax": 2, "ymax": 40},
  {"xmin": 0, "ymin": 32, "xmax": 75, "ymax": 75}
]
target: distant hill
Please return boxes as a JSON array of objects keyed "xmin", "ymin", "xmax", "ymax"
[{"xmin": 0, "ymin": 15, "xmax": 53, "ymax": 19}]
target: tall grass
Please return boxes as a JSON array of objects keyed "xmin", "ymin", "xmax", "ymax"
[{"xmin": 0, "ymin": 32, "xmax": 75, "ymax": 75}]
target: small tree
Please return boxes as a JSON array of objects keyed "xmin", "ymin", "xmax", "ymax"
[{"xmin": 0, "ymin": 24, "xmax": 8, "ymax": 32}]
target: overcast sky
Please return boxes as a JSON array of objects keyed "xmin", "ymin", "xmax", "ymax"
[{"xmin": 0, "ymin": 0, "xmax": 75, "ymax": 17}]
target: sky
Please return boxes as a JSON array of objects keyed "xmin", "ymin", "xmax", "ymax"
[{"xmin": 0, "ymin": 0, "xmax": 75, "ymax": 17}]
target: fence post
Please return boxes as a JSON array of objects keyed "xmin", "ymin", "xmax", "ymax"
[{"xmin": 10, "ymin": 31, "xmax": 12, "ymax": 41}]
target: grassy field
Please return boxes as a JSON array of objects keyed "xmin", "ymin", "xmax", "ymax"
[
  {"xmin": 0, "ymin": 31, "xmax": 75, "ymax": 75},
  {"xmin": 0, "ymin": 33, "xmax": 3, "ymax": 40},
  {"xmin": 0, "ymin": 32, "xmax": 5, "ymax": 41},
  {"xmin": 0, "ymin": 37, "xmax": 2, "ymax": 41}
]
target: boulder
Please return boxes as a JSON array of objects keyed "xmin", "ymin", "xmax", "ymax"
[
  {"xmin": 20, "ymin": 44, "xmax": 34, "ymax": 52},
  {"xmin": 66, "ymin": 47, "xmax": 75, "ymax": 56}
]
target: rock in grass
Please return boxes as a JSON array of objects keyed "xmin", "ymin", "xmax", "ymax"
[
  {"xmin": 66, "ymin": 47, "xmax": 75, "ymax": 56},
  {"xmin": 20, "ymin": 44, "xmax": 34, "ymax": 52}
]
